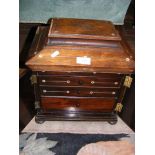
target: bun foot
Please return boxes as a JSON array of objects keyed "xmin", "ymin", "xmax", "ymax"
[
  {"xmin": 35, "ymin": 117, "xmax": 45, "ymax": 124},
  {"xmin": 108, "ymin": 120, "xmax": 117, "ymax": 125}
]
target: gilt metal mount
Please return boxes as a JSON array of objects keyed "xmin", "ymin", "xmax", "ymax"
[
  {"xmin": 115, "ymin": 103, "xmax": 123, "ymax": 112},
  {"xmin": 124, "ymin": 76, "xmax": 132, "ymax": 88},
  {"xmin": 30, "ymin": 75, "xmax": 37, "ymax": 84}
]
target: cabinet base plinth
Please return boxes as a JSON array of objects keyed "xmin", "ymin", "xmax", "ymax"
[{"xmin": 35, "ymin": 110, "xmax": 117, "ymax": 125}]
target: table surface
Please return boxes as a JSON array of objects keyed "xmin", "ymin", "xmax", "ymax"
[{"xmin": 22, "ymin": 116, "xmax": 134, "ymax": 135}]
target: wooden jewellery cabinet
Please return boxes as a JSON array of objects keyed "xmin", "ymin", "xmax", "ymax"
[{"xmin": 26, "ymin": 18, "xmax": 134, "ymax": 124}]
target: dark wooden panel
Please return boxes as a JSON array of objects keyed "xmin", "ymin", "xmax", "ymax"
[
  {"xmin": 41, "ymin": 97, "xmax": 115, "ymax": 112},
  {"xmin": 47, "ymin": 38, "xmax": 120, "ymax": 47},
  {"xmin": 27, "ymin": 26, "xmax": 49, "ymax": 60},
  {"xmin": 36, "ymin": 110, "xmax": 117, "ymax": 122},
  {"xmin": 120, "ymin": 74, "xmax": 135, "ymax": 131}
]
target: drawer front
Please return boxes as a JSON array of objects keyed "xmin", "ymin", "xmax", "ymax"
[
  {"xmin": 39, "ymin": 86, "xmax": 119, "ymax": 98},
  {"xmin": 38, "ymin": 76, "xmax": 123, "ymax": 87},
  {"xmin": 41, "ymin": 97, "xmax": 115, "ymax": 112},
  {"xmin": 37, "ymin": 71, "xmax": 123, "ymax": 78}
]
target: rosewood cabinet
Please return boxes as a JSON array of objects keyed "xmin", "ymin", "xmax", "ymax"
[{"xmin": 26, "ymin": 18, "xmax": 134, "ymax": 124}]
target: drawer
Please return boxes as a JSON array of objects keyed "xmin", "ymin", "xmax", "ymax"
[
  {"xmin": 38, "ymin": 75, "xmax": 123, "ymax": 87},
  {"xmin": 39, "ymin": 86, "xmax": 119, "ymax": 98},
  {"xmin": 37, "ymin": 71, "xmax": 123, "ymax": 78},
  {"xmin": 41, "ymin": 97, "xmax": 115, "ymax": 112}
]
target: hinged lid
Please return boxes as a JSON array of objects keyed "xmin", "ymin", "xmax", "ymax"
[
  {"xmin": 48, "ymin": 18, "xmax": 121, "ymax": 41},
  {"xmin": 26, "ymin": 18, "xmax": 134, "ymax": 73}
]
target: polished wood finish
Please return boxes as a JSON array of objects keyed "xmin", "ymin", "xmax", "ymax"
[
  {"xmin": 48, "ymin": 18, "xmax": 121, "ymax": 40},
  {"xmin": 35, "ymin": 110, "xmax": 117, "ymax": 123},
  {"xmin": 37, "ymin": 71, "xmax": 123, "ymax": 77},
  {"xmin": 38, "ymin": 76, "xmax": 122, "ymax": 87},
  {"xmin": 25, "ymin": 18, "xmax": 135, "ymax": 124},
  {"xmin": 47, "ymin": 38, "xmax": 120, "ymax": 47},
  {"xmin": 26, "ymin": 46, "xmax": 134, "ymax": 73},
  {"xmin": 41, "ymin": 97, "xmax": 115, "ymax": 111},
  {"xmin": 26, "ymin": 19, "xmax": 134, "ymax": 73},
  {"xmin": 39, "ymin": 86, "xmax": 119, "ymax": 98}
]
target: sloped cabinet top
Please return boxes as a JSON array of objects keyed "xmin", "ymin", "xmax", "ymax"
[{"xmin": 26, "ymin": 18, "xmax": 134, "ymax": 73}]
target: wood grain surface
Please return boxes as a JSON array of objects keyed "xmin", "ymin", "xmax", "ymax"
[
  {"xmin": 25, "ymin": 18, "xmax": 135, "ymax": 123},
  {"xmin": 48, "ymin": 18, "xmax": 121, "ymax": 40}
]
